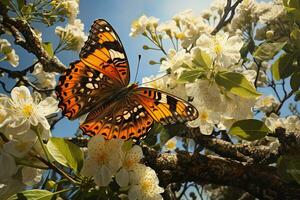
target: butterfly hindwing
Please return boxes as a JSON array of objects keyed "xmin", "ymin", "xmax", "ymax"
[
  {"xmin": 80, "ymin": 19, "xmax": 130, "ymax": 86},
  {"xmin": 55, "ymin": 60, "xmax": 121, "ymax": 119},
  {"xmin": 133, "ymin": 87, "xmax": 198, "ymax": 125},
  {"xmin": 80, "ymin": 97, "xmax": 154, "ymax": 140}
]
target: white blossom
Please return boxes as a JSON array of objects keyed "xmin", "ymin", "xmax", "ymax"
[
  {"xmin": 116, "ymin": 145, "xmax": 143, "ymax": 187},
  {"xmin": 0, "ymin": 39, "xmax": 19, "ymax": 67},
  {"xmin": 52, "ymin": 0, "xmax": 79, "ymax": 23},
  {"xmin": 196, "ymin": 32, "xmax": 243, "ymax": 68},
  {"xmin": 55, "ymin": 19, "xmax": 87, "ymax": 52},
  {"xmin": 1, "ymin": 86, "xmax": 58, "ymax": 135},
  {"xmin": 128, "ymin": 165, "xmax": 164, "ymax": 200},
  {"xmin": 164, "ymin": 137, "xmax": 177, "ymax": 151},
  {"xmin": 81, "ymin": 135, "xmax": 124, "ymax": 186},
  {"xmin": 130, "ymin": 15, "xmax": 159, "ymax": 37},
  {"xmin": 32, "ymin": 63, "xmax": 57, "ymax": 89},
  {"xmin": 254, "ymin": 95, "xmax": 279, "ymax": 113},
  {"xmin": 3, "ymin": 129, "xmax": 37, "ymax": 158}
]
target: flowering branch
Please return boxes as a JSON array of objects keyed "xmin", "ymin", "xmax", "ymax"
[
  {"xmin": 0, "ymin": 66, "xmax": 54, "ymax": 93},
  {"xmin": 0, "ymin": 2, "xmax": 66, "ymax": 73}
]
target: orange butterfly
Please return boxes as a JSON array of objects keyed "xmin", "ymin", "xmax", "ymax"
[{"xmin": 56, "ymin": 19, "xmax": 198, "ymax": 140}]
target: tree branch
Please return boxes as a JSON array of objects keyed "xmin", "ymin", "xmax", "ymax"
[
  {"xmin": 142, "ymin": 146, "xmax": 300, "ymax": 200},
  {"xmin": 0, "ymin": 2, "xmax": 66, "ymax": 73}
]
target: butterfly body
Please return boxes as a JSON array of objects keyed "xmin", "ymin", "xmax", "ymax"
[{"xmin": 56, "ymin": 19, "xmax": 198, "ymax": 140}]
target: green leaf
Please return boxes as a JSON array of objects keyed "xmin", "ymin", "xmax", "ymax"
[
  {"xmin": 7, "ymin": 189, "xmax": 69, "ymax": 200},
  {"xmin": 295, "ymin": 90, "xmax": 300, "ymax": 101},
  {"xmin": 215, "ymin": 71, "xmax": 261, "ymax": 98},
  {"xmin": 272, "ymin": 53, "xmax": 296, "ymax": 80},
  {"xmin": 253, "ymin": 42, "xmax": 286, "ymax": 61},
  {"xmin": 178, "ymin": 69, "xmax": 203, "ymax": 83},
  {"xmin": 47, "ymin": 138, "xmax": 84, "ymax": 172},
  {"xmin": 42, "ymin": 42, "xmax": 54, "ymax": 57},
  {"xmin": 192, "ymin": 48, "xmax": 212, "ymax": 68},
  {"xmin": 228, "ymin": 119, "xmax": 270, "ymax": 141},
  {"xmin": 291, "ymin": 72, "xmax": 300, "ymax": 91},
  {"xmin": 240, "ymin": 38, "xmax": 255, "ymax": 58},
  {"xmin": 287, "ymin": 156, "xmax": 300, "ymax": 184}
]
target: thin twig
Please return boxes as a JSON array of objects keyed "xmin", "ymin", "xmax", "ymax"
[{"xmin": 211, "ymin": 0, "xmax": 244, "ymax": 35}]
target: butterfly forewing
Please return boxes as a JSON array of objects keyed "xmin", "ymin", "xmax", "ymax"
[
  {"xmin": 80, "ymin": 19, "xmax": 130, "ymax": 86},
  {"xmin": 56, "ymin": 60, "xmax": 121, "ymax": 119}
]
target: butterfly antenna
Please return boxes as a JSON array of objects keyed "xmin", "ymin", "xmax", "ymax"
[{"xmin": 134, "ymin": 55, "xmax": 142, "ymax": 83}]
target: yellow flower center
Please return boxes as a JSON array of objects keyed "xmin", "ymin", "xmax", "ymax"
[
  {"xmin": 214, "ymin": 42, "xmax": 223, "ymax": 55},
  {"xmin": 141, "ymin": 179, "xmax": 153, "ymax": 193},
  {"xmin": 22, "ymin": 104, "xmax": 33, "ymax": 118},
  {"xmin": 165, "ymin": 139, "xmax": 176, "ymax": 150},
  {"xmin": 200, "ymin": 111, "xmax": 209, "ymax": 122}
]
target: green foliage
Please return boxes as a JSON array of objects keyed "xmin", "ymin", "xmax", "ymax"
[
  {"xmin": 7, "ymin": 189, "xmax": 69, "ymax": 200},
  {"xmin": 178, "ymin": 68, "xmax": 204, "ymax": 83},
  {"xmin": 42, "ymin": 42, "xmax": 54, "ymax": 57},
  {"xmin": 228, "ymin": 119, "xmax": 270, "ymax": 141},
  {"xmin": 253, "ymin": 41, "xmax": 286, "ymax": 61},
  {"xmin": 47, "ymin": 138, "xmax": 84, "ymax": 172},
  {"xmin": 215, "ymin": 71, "xmax": 261, "ymax": 98},
  {"xmin": 192, "ymin": 48, "xmax": 212, "ymax": 68},
  {"xmin": 240, "ymin": 38, "xmax": 255, "ymax": 59},
  {"xmin": 272, "ymin": 53, "xmax": 296, "ymax": 80},
  {"xmin": 178, "ymin": 49, "xmax": 211, "ymax": 83},
  {"xmin": 290, "ymin": 72, "xmax": 300, "ymax": 91}
]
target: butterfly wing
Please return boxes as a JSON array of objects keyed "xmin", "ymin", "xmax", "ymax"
[
  {"xmin": 133, "ymin": 87, "xmax": 198, "ymax": 125},
  {"xmin": 80, "ymin": 96, "xmax": 154, "ymax": 140},
  {"xmin": 56, "ymin": 60, "xmax": 122, "ymax": 119},
  {"xmin": 80, "ymin": 19, "xmax": 130, "ymax": 86},
  {"xmin": 79, "ymin": 87, "xmax": 198, "ymax": 140},
  {"xmin": 56, "ymin": 19, "xmax": 130, "ymax": 119}
]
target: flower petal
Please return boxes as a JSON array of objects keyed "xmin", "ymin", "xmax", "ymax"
[
  {"xmin": 116, "ymin": 168, "xmax": 129, "ymax": 187},
  {"xmin": 94, "ymin": 165, "xmax": 112, "ymax": 187}
]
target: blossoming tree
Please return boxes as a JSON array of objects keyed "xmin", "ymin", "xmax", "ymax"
[{"xmin": 0, "ymin": 0, "xmax": 300, "ymax": 199}]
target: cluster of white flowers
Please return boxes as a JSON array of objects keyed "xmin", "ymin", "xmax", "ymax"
[
  {"xmin": 51, "ymin": 0, "xmax": 80, "ymax": 23},
  {"xmin": 55, "ymin": 19, "xmax": 88, "ymax": 52},
  {"xmin": 265, "ymin": 114, "xmax": 300, "ymax": 133},
  {"xmin": 81, "ymin": 134, "xmax": 164, "ymax": 200},
  {"xmin": 130, "ymin": 15, "xmax": 159, "ymax": 37},
  {"xmin": 254, "ymin": 95, "xmax": 279, "ymax": 113},
  {"xmin": 0, "ymin": 86, "xmax": 58, "ymax": 196},
  {"xmin": 254, "ymin": 0, "xmax": 290, "ymax": 41},
  {"xmin": 0, "ymin": 39, "xmax": 19, "ymax": 67}
]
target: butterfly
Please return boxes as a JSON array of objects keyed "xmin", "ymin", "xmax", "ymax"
[{"xmin": 56, "ymin": 19, "xmax": 198, "ymax": 140}]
